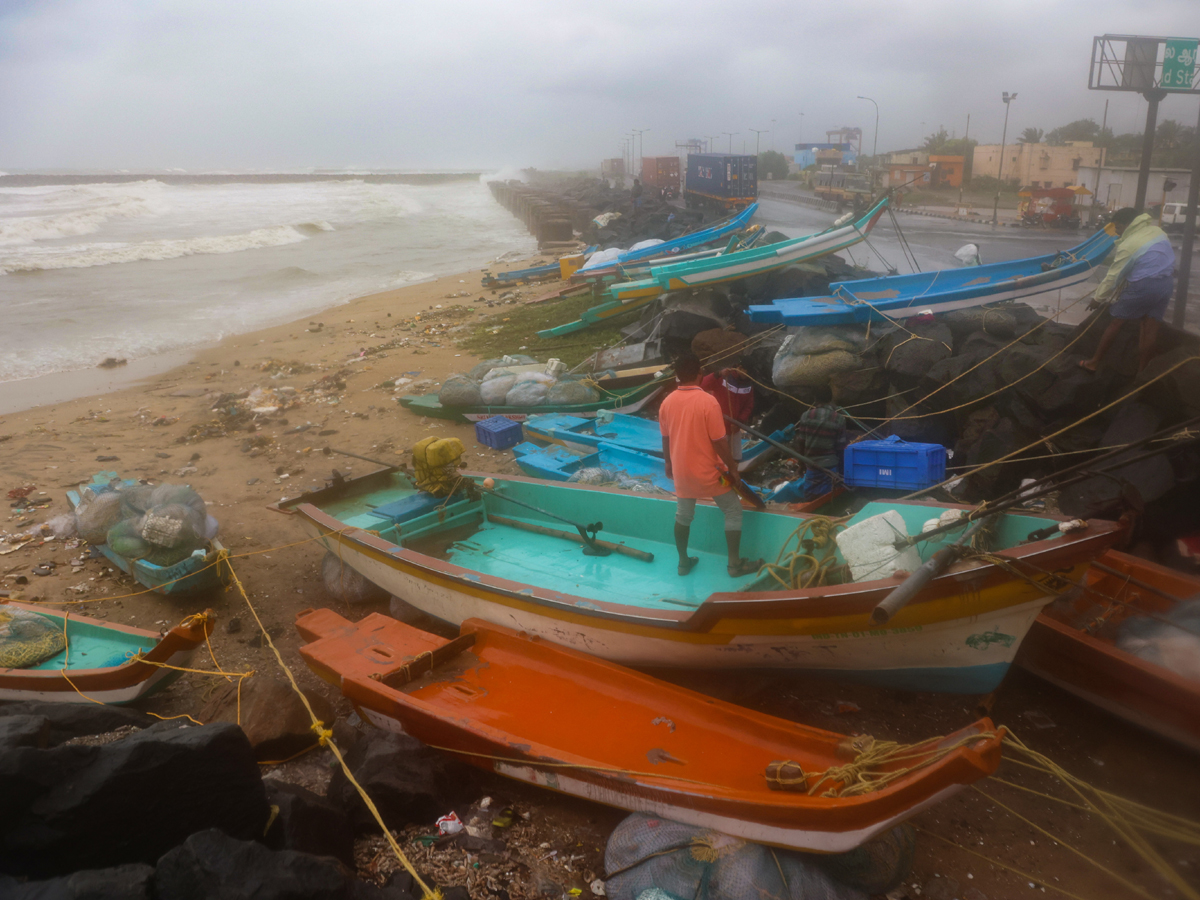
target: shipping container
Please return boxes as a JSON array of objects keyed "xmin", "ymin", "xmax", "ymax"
[
  {"xmin": 640, "ymin": 156, "xmax": 681, "ymax": 198},
  {"xmin": 684, "ymin": 154, "xmax": 757, "ymax": 210},
  {"xmin": 600, "ymin": 158, "xmax": 626, "ymax": 179}
]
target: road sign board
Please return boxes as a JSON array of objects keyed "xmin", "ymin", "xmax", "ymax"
[{"xmin": 1162, "ymin": 38, "xmax": 1198, "ymax": 91}]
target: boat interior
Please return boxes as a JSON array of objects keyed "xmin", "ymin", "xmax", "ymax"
[{"xmin": 6, "ymin": 608, "xmax": 155, "ymax": 672}]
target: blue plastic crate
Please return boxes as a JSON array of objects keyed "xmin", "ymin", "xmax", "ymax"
[
  {"xmin": 474, "ymin": 415, "xmax": 524, "ymax": 450},
  {"xmin": 843, "ymin": 435, "xmax": 946, "ymax": 490}
]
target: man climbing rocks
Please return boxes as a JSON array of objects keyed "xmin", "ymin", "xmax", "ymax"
[
  {"xmin": 660, "ymin": 356, "xmax": 759, "ymax": 578},
  {"xmin": 1081, "ymin": 207, "xmax": 1177, "ymax": 373}
]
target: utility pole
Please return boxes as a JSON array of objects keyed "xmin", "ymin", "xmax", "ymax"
[
  {"xmin": 1135, "ymin": 89, "xmax": 1169, "ymax": 208},
  {"xmin": 857, "ymin": 96, "xmax": 880, "ymax": 185},
  {"xmin": 770, "ymin": 119, "xmax": 776, "ymax": 151},
  {"xmin": 1093, "ymin": 99, "xmax": 1109, "ymax": 222},
  {"xmin": 631, "ymin": 128, "xmax": 650, "ymax": 179},
  {"xmin": 798, "ymin": 111, "xmax": 805, "ymax": 145},
  {"xmin": 750, "ymin": 128, "xmax": 768, "ymax": 156},
  {"xmin": 704, "ymin": 135, "xmax": 720, "ymax": 154},
  {"xmin": 992, "ymin": 91, "xmax": 1017, "ymax": 226},
  {"xmin": 1171, "ymin": 99, "xmax": 1200, "ymax": 329},
  {"xmin": 958, "ymin": 113, "xmax": 971, "ymax": 208},
  {"xmin": 722, "ymin": 131, "xmax": 738, "ymax": 154}
]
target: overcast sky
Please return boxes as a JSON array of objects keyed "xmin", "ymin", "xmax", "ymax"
[{"xmin": 2, "ymin": 0, "xmax": 1198, "ymax": 172}]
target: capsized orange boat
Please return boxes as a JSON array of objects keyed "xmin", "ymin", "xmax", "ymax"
[
  {"xmin": 297, "ymin": 609, "xmax": 1003, "ymax": 853},
  {"xmin": 1018, "ymin": 550, "xmax": 1200, "ymax": 753}
]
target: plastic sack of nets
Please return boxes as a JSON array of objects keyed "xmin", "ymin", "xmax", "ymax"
[
  {"xmin": 1116, "ymin": 599, "xmax": 1200, "ymax": 681},
  {"xmin": 568, "ymin": 467, "xmax": 665, "ymax": 495},
  {"xmin": 773, "ymin": 347, "xmax": 861, "ymax": 390},
  {"xmin": 438, "ymin": 374, "xmax": 483, "ymax": 407},
  {"xmin": 467, "ymin": 355, "xmax": 538, "ymax": 382},
  {"xmin": 507, "ymin": 371, "xmax": 556, "ymax": 406},
  {"xmin": 75, "ymin": 490, "xmax": 125, "ymax": 544},
  {"xmin": 322, "ymin": 551, "xmax": 388, "ymax": 605},
  {"xmin": 142, "ymin": 544, "xmax": 197, "ymax": 569},
  {"xmin": 546, "ymin": 379, "xmax": 600, "ymax": 405},
  {"xmin": 149, "ymin": 483, "xmax": 208, "ymax": 520},
  {"xmin": 480, "ymin": 371, "xmax": 517, "ymax": 405},
  {"xmin": 117, "ymin": 483, "xmax": 156, "ymax": 519},
  {"xmin": 140, "ymin": 503, "xmax": 206, "ymax": 550},
  {"xmin": 604, "ymin": 814, "xmax": 865, "ymax": 900},
  {"xmin": 107, "ymin": 517, "xmax": 152, "ymax": 560},
  {"xmin": 0, "ymin": 607, "xmax": 67, "ymax": 669}
]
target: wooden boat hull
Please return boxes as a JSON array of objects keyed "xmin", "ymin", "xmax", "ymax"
[
  {"xmin": 0, "ymin": 603, "xmax": 212, "ymax": 704},
  {"xmin": 296, "ymin": 609, "xmax": 1004, "ymax": 853},
  {"xmin": 273, "ymin": 471, "xmax": 1122, "ymax": 693},
  {"xmin": 398, "ymin": 380, "xmax": 665, "ymax": 423},
  {"xmin": 748, "ymin": 229, "xmax": 1116, "ymax": 326},
  {"xmin": 1017, "ymin": 550, "xmax": 1200, "ymax": 752}
]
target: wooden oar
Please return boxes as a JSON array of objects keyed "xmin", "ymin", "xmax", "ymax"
[{"xmin": 488, "ymin": 514, "xmax": 654, "ymax": 562}]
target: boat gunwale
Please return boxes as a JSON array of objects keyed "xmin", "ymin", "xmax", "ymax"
[
  {"xmin": 271, "ymin": 470, "xmax": 1123, "ymax": 633},
  {"xmin": 398, "ymin": 380, "xmax": 665, "ymax": 420},
  {"xmin": 300, "ymin": 611, "xmax": 1003, "ymax": 831},
  {"xmin": 0, "ymin": 602, "xmax": 211, "ymax": 689}
]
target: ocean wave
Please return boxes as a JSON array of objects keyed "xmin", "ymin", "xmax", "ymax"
[
  {"xmin": 0, "ymin": 181, "xmax": 169, "ymax": 246},
  {"xmin": 0, "ymin": 224, "xmax": 310, "ymax": 274}
]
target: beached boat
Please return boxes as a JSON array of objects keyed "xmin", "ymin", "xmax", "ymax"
[
  {"xmin": 68, "ymin": 474, "xmax": 230, "ymax": 598},
  {"xmin": 1017, "ymin": 550, "xmax": 1200, "ymax": 753},
  {"xmin": 481, "ymin": 246, "xmax": 597, "ymax": 288},
  {"xmin": 522, "ymin": 411, "xmax": 793, "ymax": 473},
  {"xmin": 296, "ymin": 609, "xmax": 1004, "ymax": 852},
  {"xmin": 271, "ymin": 469, "xmax": 1122, "ymax": 693},
  {"xmin": 0, "ymin": 602, "xmax": 213, "ymax": 704},
  {"xmin": 513, "ymin": 441, "xmax": 674, "ymax": 493},
  {"xmin": 398, "ymin": 377, "xmax": 666, "ymax": 424},
  {"xmin": 538, "ymin": 200, "xmax": 888, "ymax": 339},
  {"xmin": 572, "ymin": 204, "xmax": 759, "ymax": 281},
  {"xmin": 747, "ymin": 228, "xmax": 1116, "ymax": 326}
]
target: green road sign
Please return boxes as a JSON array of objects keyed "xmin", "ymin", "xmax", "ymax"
[{"xmin": 1162, "ymin": 38, "xmax": 1198, "ymax": 90}]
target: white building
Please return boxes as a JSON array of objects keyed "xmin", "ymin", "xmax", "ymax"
[{"xmin": 1077, "ymin": 165, "xmax": 1192, "ymax": 210}]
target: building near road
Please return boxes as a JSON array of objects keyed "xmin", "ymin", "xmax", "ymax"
[
  {"xmin": 1077, "ymin": 165, "xmax": 1192, "ymax": 211},
  {"xmin": 793, "ymin": 143, "xmax": 857, "ymax": 169},
  {"xmin": 929, "ymin": 156, "xmax": 964, "ymax": 188},
  {"xmin": 972, "ymin": 141, "xmax": 1104, "ymax": 189}
]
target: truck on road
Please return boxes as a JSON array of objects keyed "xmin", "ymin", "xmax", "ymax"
[{"xmin": 684, "ymin": 154, "xmax": 757, "ymax": 211}]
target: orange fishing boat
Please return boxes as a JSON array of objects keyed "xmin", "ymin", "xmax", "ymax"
[
  {"xmin": 297, "ymin": 608, "xmax": 1003, "ymax": 853},
  {"xmin": 1017, "ymin": 550, "xmax": 1200, "ymax": 753},
  {"xmin": 0, "ymin": 601, "xmax": 213, "ymax": 705}
]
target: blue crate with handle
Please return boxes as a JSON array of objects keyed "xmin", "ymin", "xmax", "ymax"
[
  {"xmin": 843, "ymin": 435, "xmax": 946, "ymax": 490},
  {"xmin": 475, "ymin": 415, "xmax": 524, "ymax": 450}
]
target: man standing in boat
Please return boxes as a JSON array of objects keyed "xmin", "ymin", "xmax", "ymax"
[
  {"xmin": 1080, "ymin": 207, "xmax": 1176, "ymax": 373},
  {"xmin": 660, "ymin": 356, "xmax": 758, "ymax": 578}
]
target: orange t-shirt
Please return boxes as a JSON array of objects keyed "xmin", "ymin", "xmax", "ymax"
[{"xmin": 659, "ymin": 385, "xmax": 730, "ymax": 499}]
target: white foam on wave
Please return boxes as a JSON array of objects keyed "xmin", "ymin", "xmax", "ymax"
[
  {"xmin": 0, "ymin": 224, "xmax": 310, "ymax": 274},
  {"xmin": 0, "ymin": 181, "xmax": 169, "ymax": 246}
]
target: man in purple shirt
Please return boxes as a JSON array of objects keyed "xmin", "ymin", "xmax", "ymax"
[{"xmin": 1081, "ymin": 207, "xmax": 1177, "ymax": 372}]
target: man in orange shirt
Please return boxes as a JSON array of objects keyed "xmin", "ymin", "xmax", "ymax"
[{"xmin": 660, "ymin": 356, "xmax": 758, "ymax": 577}]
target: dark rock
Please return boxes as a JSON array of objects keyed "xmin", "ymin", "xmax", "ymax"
[
  {"xmin": 0, "ymin": 714, "xmax": 50, "ymax": 751},
  {"xmin": 1028, "ymin": 362, "xmax": 1114, "ymax": 418},
  {"xmin": 198, "ymin": 675, "xmax": 335, "ymax": 761},
  {"xmin": 1135, "ymin": 345, "xmax": 1200, "ymax": 419},
  {"xmin": 955, "ymin": 415, "xmax": 1035, "ymax": 501},
  {"xmin": 883, "ymin": 386, "xmax": 957, "ymax": 446},
  {"xmin": 264, "ymin": 780, "xmax": 355, "ymax": 865},
  {"xmin": 330, "ymin": 730, "xmax": 478, "ymax": 835},
  {"xmin": 0, "ymin": 701, "xmax": 154, "ymax": 747},
  {"xmin": 154, "ymin": 828, "xmax": 415, "ymax": 900},
  {"xmin": 1060, "ymin": 402, "xmax": 1176, "ymax": 516},
  {"xmin": 3, "ymin": 863, "xmax": 155, "ymax": 899},
  {"xmin": 880, "ymin": 321, "xmax": 954, "ymax": 381},
  {"xmin": 0, "ymin": 722, "xmax": 269, "ymax": 877}
]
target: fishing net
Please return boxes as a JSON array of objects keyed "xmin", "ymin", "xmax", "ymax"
[
  {"xmin": 604, "ymin": 814, "xmax": 865, "ymax": 900},
  {"xmin": 75, "ymin": 490, "xmax": 125, "ymax": 544},
  {"xmin": 1116, "ymin": 599, "xmax": 1200, "ymax": 682},
  {"xmin": 142, "ymin": 544, "xmax": 198, "ymax": 569},
  {"xmin": 140, "ymin": 503, "xmax": 206, "ymax": 550},
  {"xmin": 480, "ymin": 372, "xmax": 517, "ymax": 405},
  {"xmin": 546, "ymin": 379, "xmax": 600, "ymax": 405},
  {"xmin": 149, "ymin": 483, "xmax": 207, "ymax": 519},
  {"xmin": 0, "ymin": 608, "xmax": 67, "ymax": 669},
  {"xmin": 810, "ymin": 825, "xmax": 915, "ymax": 895},
  {"xmin": 322, "ymin": 551, "xmax": 388, "ymax": 605},
  {"xmin": 107, "ymin": 518, "xmax": 152, "ymax": 560},
  {"xmin": 506, "ymin": 379, "xmax": 552, "ymax": 406},
  {"xmin": 773, "ymin": 349, "xmax": 861, "ymax": 390},
  {"xmin": 117, "ymin": 483, "xmax": 156, "ymax": 518},
  {"xmin": 467, "ymin": 355, "xmax": 539, "ymax": 381},
  {"xmin": 438, "ymin": 374, "xmax": 483, "ymax": 407},
  {"xmin": 568, "ymin": 467, "xmax": 666, "ymax": 495}
]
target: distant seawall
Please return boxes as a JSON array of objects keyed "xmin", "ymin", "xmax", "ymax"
[{"xmin": 0, "ymin": 173, "xmax": 483, "ymax": 187}]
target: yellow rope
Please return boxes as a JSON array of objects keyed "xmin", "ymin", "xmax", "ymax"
[
  {"xmin": 755, "ymin": 516, "xmax": 846, "ymax": 590},
  {"xmin": 222, "ymin": 557, "xmax": 441, "ymax": 900},
  {"xmin": 914, "ymin": 826, "xmax": 1093, "ymax": 900}
]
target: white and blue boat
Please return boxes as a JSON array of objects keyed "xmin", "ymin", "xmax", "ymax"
[{"xmin": 748, "ymin": 228, "xmax": 1116, "ymax": 326}]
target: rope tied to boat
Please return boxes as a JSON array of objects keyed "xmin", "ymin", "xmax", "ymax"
[{"xmin": 756, "ymin": 516, "xmax": 846, "ymax": 590}]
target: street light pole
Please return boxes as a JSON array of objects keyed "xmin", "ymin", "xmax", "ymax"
[
  {"xmin": 770, "ymin": 119, "xmax": 776, "ymax": 151},
  {"xmin": 750, "ymin": 128, "xmax": 768, "ymax": 156},
  {"xmin": 722, "ymin": 132, "xmax": 739, "ymax": 154},
  {"xmin": 632, "ymin": 128, "xmax": 650, "ymax": 179},
  {"xmin": 857, "ymin": 95, "xmax": 879, "ymax": 186},
  {"xmin": 992, "ymin": 91, "xmax": 1017, "ymax": 226},
  {"xmin": 704, "ymin": 135, "xmax": 720, "ymax": 154}
]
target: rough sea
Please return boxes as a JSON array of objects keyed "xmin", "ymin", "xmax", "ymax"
[{"xmin": 0, "ymin": 175, "xmax": 536, "ymax": 383}]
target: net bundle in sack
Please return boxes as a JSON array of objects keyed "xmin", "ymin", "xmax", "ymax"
[
  {"xmin": 604, "ymin": 813, "xmax": 913, "ymax": 900},
  {"xmin": 0, "ymin": 608, "xmax": 67, "ymax": 669}
]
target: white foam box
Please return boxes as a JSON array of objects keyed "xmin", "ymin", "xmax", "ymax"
[{"xmin": 835, "ymin": 510, "xmax": 923, "ymax": 583}]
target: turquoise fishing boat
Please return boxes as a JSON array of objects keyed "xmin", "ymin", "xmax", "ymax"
[
  {"xmin": 747, "ymin": 228, "xmax": 1116, "ymax": 326},
  {"xmin": 398, "ymin": 378, "xmax": 666, "ymax": 423},
  {"xmin": 272, "ymin": 468, "xmax": 1121, "ymax": 693}
]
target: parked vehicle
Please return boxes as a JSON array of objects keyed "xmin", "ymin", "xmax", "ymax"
[
  {"xmin": 1161, "ymin": 201, "xmax": 1196, "ymax": 232},
  {"xmin": 641, "ymin": 156, "xmax": 680, "ymax": 199},
  {"xmin": 1017, "ymin": 187, "xmax": 1083, "ymax": 229},
  {"xmin": 684, "ymin": 154, "xmax": 757, "ymax": 211},
  {"xmin": 813, "ymin": 168, "xmax": 872, "ymax": 204}
]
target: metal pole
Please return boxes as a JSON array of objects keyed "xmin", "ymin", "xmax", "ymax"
[
  {"xmin": 1170, "ymin": 100, "xmax": 1200, "ymax": 330},
  {"xmin": 857, "ymin": 96, "xmax": 879, "ymax": 182},
  {"xmin": 771, "ymin": 119, "xmax": 776, "ymax": 151},
  {"xmin": 750, "ymin": 128, "xmax": 767, "ymax": 156},
  {"xmin": 722, "ymin": 131, "xmax": 738, "ymax": 153},
  {"xmin": 1135, "ymin": 89, "xmax": 1167, "ymax": 209},
  {"xmin": 798, "ymin": 111, "xmax": 804, "ymax": 145},
  {"xmin": 993, "ymin": 92, "xmax": 1016, "ymax": 226},
  {"xmin": 958, "ymin": 112, "xmax": 970, "ymax": 206},
  {"xmin": 1092, "ymin": 99, "xmax": 1109, "ymax": 224}
]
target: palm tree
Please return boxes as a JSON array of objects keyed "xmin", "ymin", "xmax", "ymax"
[{"xmin": 1019, "ymin": 127, "xmax": 1044, "ymax": 144}]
